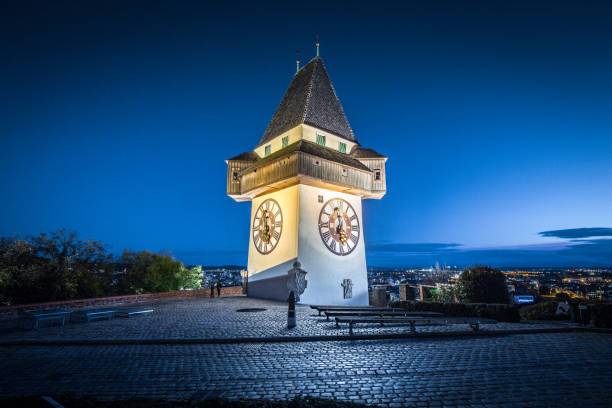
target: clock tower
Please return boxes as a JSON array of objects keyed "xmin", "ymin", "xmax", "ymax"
[{"xmin": 226, "ymin": 56, "xmax": 387, "ymax": 305}]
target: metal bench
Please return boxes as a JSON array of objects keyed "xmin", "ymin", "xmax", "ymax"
[
  {"xmin": 71, "ymin": 309, "xmax": 117, "ymax": 323},
  {"xmin": 335, "ymin": 316, "xmax": 498, "ymax": 336},
  {"xmin": 19, "ymin": 310, "xmax": 73, "ymax": 330},
  {"xmin": 310, "ymin": 306, "xmax": 400, "ymax": 316},
  {"xmin": 324, "ymin": 310, "xmax": 444, "ymax": 322}
]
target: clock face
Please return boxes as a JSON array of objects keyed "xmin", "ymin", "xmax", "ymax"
[
  {"xmin": 252, "ymin": 199, "xmax": 283, "ymax": 255},
  {"xmin": 318, "ymin": 198, "xmax": 360, "ymax": 256}
]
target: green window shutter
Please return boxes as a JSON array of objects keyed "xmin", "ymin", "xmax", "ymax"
[
  {"xmin": 339, "ymin": 142, "xmax": 347, "ymax": 153},
  {"xmin": 316, "ymin": 134, "xmax": 326, "ymax": 146},
  {"xmin": 282, "ymin": 136, "xmax": 289, "ymax": 148},
  {"xmin": 265, "ymin": 145, "xmax": 271, "ymax": 156}
]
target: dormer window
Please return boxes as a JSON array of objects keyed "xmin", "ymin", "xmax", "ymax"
[
  {"xmin": 339, "ymin": 142, "xmax": 347, "ymax": 153},
  {"xmin": 264, "ymin": 145, "xmax": 271, "ymax": 156},
  {"xmin": 316, "ymin": 134, "xmax": 326, "ymax": 147},
  {"xmin": 282, "ymin": 136, "xmax": 289, "ymax": 148}
]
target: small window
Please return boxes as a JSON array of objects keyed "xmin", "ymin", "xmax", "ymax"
[
  {"xmin": 232, "ymin": 171, "xmax": 239, "ymax": 181},
  {"xmin": 339, "ymin": 142, "xmax": 347, "ymax": 154},
  {"xmin": 318, "ymin": 195, "xmax": 324, "ymax": 203},
  {"xmin": 282, "ymin": 136, "xmax": 289, "ymax": 148},
  {"xmin": 264, "ymin": 145, "xmax": 271, "ymax": 156},
  {"xmin": 316, "ymin": 134, "xmax": 326, "ymax": 146},
  {"xmin": 342, "ymin": 168, "xmax": 348, "ymax": 177},
  {"xmin": 374, "ymin": 169, "xmax": 381, "ymax": 181}
]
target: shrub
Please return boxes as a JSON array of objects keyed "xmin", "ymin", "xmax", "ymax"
[
  {"xmin": 519, "ymin": 301, "xmax": 562, "ymax": 321},
  {"xmin": 590, "ymin": 303, "xmax": 612, "ymax": 328},
  {"xmin": 390, "ymin": 300, "xmax": 521, "ymax": 322},
  {"xmin": 118, "ymin": 250, "xmax": 190, "ymax": 294},
  {"xmin": 457, "ymin": 265, "xmax": 509, "ymax": 304}
]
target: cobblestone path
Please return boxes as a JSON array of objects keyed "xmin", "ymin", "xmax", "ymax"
[
  {"xmin": 1, "ymin": 332, "xmax": 611, "ymax": 407},
  {"xmin": 0, "ymin": 296, "xmax": 570, "ymax": 342}
]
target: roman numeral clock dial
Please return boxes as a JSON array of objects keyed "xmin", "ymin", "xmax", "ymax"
[
  {"xmin": 252, "ymin": 199, "xmax": 283, "ymax": 255},
  {"xmin": 318, "ymin": 198, "xmax": 360, "ymax": 256}
]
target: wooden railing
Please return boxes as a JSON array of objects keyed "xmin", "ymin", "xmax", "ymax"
[{"xmin": 239, "ymin": 152, "xmax": 373, "ymax": 194}]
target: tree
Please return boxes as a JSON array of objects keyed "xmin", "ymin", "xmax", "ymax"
[
  {"xmin": 431, "ymin": 285, "xmax": 459, "ymax": 303},
  {"xmin": 0, "ymin": 230, "xmax": 113, "ymax": 305},
  {"xmin": 456, "ymin": 265, "xmax": 509, "ymax": 304},
  {"xmin": 119, "ymin": 250, "xmax": 190, "ymax": 293},
  {"xmin": 182, "ymin": 265, "xmax": 203, "ymax": 290}
]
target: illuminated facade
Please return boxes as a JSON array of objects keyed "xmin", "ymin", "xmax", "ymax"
[{"xmin": 226, "ymin": 56, "xmax": 387, "ymax": 305}]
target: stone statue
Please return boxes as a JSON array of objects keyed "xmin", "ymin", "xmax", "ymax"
[
  {"xmin": 341, "ymin": 279, "xmax": 353, "ymax": 299},
  {"xmin": 287, "ymin": 260, "xmax": 307, "ymax": 302}
]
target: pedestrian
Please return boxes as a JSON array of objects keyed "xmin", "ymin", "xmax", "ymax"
[
  {"xmin": 210, "ymin": 281, "xmax": 215, "ymax": 298},
  {"xmin": 217, "ymin": 280, "xmax": 222, "ymax": 297}
]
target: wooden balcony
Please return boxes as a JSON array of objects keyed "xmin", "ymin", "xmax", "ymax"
[{"xmin": 227, "ymin": 141, "xmax": 386, "ymax": 201}]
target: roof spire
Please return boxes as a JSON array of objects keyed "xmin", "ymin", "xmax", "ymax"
[
  {"xmin": 258, "ymin": 57, "xmax": 356, "ymax": 147},
  {"xmin": 316, "ymin": 34, "xmax": 320, "ymax": 57},
  {"xmin": 296, "ymin": 50, "xmax": 300, "ymax": 74}
]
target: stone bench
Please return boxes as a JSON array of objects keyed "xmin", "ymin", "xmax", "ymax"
[
  {"xmin": 324, "ymin": 310, "xmax": 444, "ymax": 321},
  {"xmin": 310, "ymin": 306, "xmax": 400, "ymax": 316},
  {"xmin": 71, "ymin": 309, "xmax": 117, "ymax": 323},
  {"xmin": 335, "ymin": 316, "xmax": 498, "ymax": 336},
  {"xmin": 114, "ymin": 309, "xmax": 154, "ymax": 318},
  {"xmin": 19, "ymin": 310, "xmax": 73, "ymax": 330}
]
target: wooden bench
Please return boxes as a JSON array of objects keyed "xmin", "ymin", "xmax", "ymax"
[
  {"xmin": 113, "ymin": 308, "xmax": 154, "ymax": 318},
  {"xmin": 19, "ymin": 310, "xmax": 73, "ymax": 330},
  {"xmin": 71, "ymin": 309, "xmax": 117, "ymax": 323},
  {"xmin": 335, "ymin": 316, "xmax": 498, "ymax": 336},
  {"xmin": 324, "ymin": 310, "xmax": 444, "ymax": 322},
  {"xmin": 310, "ymin": 306, "xmax": 400, "ymax": 316}
]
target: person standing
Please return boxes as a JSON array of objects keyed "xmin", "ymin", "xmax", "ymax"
[
  {"xmin": 210, "ymin": 281, "xmax": 215, "ymax": 298},
  {"xmin": 216, "ymin": 280, "xmax": 222, "ymax": 297}
]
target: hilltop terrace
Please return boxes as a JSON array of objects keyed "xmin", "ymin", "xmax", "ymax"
[{"xmin": 1, "ymin": 295, "xmax": 611, "ymax": 407}]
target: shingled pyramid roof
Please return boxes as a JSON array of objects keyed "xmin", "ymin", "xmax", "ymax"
[{"xmin": 257, "ymin": 57, "xmax": 356, "ymax": 147}]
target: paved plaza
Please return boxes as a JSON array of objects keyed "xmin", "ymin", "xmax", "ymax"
[
  {"xmin": 0, "ymin": 296, "xmax": 572, "ymax": 342},
  {"xmin": 1, "ymin": 296, "xmax": 611, "ymax": 407}
]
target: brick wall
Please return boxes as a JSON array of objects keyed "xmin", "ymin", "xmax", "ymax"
[{"xmin": 0, "ymin": 286, "xmax": 243, "ymax": 320}]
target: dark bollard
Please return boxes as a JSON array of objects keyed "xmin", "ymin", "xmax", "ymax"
[
  {"xmin": 578, "ymin": 303, "xmax": 588, "ymax": 326},
  {"xmin": 287, "ymin": 291, "xmax": 296, "ymax": 328}
]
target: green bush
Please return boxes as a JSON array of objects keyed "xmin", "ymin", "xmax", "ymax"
[
  {"xmin": 590, "ymin": 304, "xmax": 612, "ymax": 328},
  {"xmin": 118, "ymin": 250, "xmax": 191, "ymax": 294},
  {"xmin": 519, "ymin": 301, "xmax": 562, "ymax": 321},
  {"xmin": 389, "ymin": 300, "xmax": 521, "ymax": 322},
  {"xmin": 457, "ymin": 265, "xmax": 509, "ymax": 304}
]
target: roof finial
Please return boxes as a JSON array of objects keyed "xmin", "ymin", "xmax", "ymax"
[
  {"xmin": 316, "ymin": 34, "xmax": 320, "ymax": 57},
  {"xmin": 296, "ymin": 50, "xmax": 300, "ymax": 73}
]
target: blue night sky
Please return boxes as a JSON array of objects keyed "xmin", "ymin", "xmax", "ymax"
[{"xmin": 2, "ymin": 1, "xmax": 611, "ymax": 267}]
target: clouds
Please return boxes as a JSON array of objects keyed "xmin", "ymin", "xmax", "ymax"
[
  {"xmin": 366, "ymin": 242, "xmax": 461, "ymax": 253},
  {"xmin": 539, "ymin": 228, "xmax": 612, "ymax": 239},
  {"xmin": 172, "ymin": 227, "xmax": 612, "ymax": 268},
  {"xmin": 366, "ymin": 227, "xmax": 612, "ymax": 267}
]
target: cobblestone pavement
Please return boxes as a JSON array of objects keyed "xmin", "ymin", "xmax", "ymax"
[
  {"xmin": 0, "ymin": 296, "xmax": 572, "ymax": 342},
  {"xmin": 1, "ymin": 333, "xmax": 611, "ymax": 407}
]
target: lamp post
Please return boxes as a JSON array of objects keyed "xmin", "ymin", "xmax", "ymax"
[
  {"xmin": 287, "ymin": 260, "xmax": 307, "ymax": 301},
  {"xmin": 286, "ymin": 260, "xmax": 307, "ymax": 328},
  {"xmin": 240, "ymin": 269, "xmax": 248, "ymax": 295}
]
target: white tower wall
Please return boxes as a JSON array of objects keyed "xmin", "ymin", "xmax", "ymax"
[{"xmin": 248, "ymin": 184, "xmax": 368, "ymax": 306}]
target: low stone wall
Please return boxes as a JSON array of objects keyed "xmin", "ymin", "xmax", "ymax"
[{"xmin": 0, "ymin": 286, "xmax": 243, "ymax": 320}]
